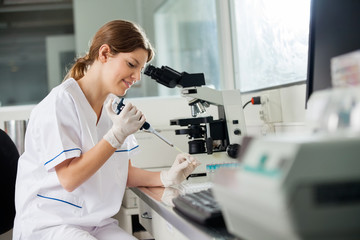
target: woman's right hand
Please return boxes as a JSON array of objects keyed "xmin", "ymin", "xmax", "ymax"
[{"xmin": 104, "ymin": 99, "xmax": 146, "ymax": 148}]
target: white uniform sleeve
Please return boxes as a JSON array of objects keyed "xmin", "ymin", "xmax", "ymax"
[
  {"xmin": 117, "ymin": 134, "xmax": 140, "ymax": 158},
  {"xmin": 38, "ymin": 90, "xmax": 82, "ymax": 171}
]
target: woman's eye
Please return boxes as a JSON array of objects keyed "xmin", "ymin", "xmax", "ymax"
[{"xmin": 128, "ymin": 62, "xmax": 135, "ymax": 68}]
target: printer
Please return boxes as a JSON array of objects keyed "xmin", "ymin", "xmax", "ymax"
[{"xmin": 212, "ymin": 134, "xmax": 360, "ymax": 240}]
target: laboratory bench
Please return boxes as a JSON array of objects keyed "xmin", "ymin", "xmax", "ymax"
[{"xmin": 130, "ymin": 185, "xmax": 240, "ymax": 240}]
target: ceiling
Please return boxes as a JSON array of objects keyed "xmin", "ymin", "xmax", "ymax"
[
  {"xmin": 0, "ymin": 0, "xmax": 73, "ymax": 33},
  {"xmin": 0, "ymin": 0, "xmax": 74, "ymax": 65},
  {"xmin": 2, "ymin": 0, "xmax": 71, "ymax": 6}
]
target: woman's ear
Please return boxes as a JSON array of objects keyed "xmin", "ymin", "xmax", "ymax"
[{"xmin": 98, "ymin": 44, "xmax": 111, "ymax": 62}]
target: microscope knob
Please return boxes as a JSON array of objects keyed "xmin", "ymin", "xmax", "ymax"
[
  {"xmin": 206, "ymin": 137, "xmax": 213, "ymax": 155},
  {"xmin": 226, "ymin": 144, "xmax": 240, "ymax": 159},
  {"xmin": 234, "ymin": 129, "xmax": 242, "ymax": 135}
]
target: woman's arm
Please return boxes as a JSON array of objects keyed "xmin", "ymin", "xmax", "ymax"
[
  {"xmin": 56, "ymin": 100, "xmax": 147, "ymax": 192},
  {"xmin": 127, "ymin": 160, "xmax": 162, "ymax": 187},
  {"xmin": 55, "ymin": 139, "xmax": 115, "ymax": 192},
  {"xmin": 127, "ymin": 153, "xmax": 201, "ymax": 188}
]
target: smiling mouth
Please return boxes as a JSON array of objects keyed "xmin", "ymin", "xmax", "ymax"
[{"xmin": 123, "ymin": 80, "xmax": 132, "ymax": 88}]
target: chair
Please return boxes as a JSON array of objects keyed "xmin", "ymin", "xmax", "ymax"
[{"xmin": 0, "ymin": 129, "xmax": 19, "ymax": 234}]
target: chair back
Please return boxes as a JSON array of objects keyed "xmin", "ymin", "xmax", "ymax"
[{"xmin": 0, "ymin": 129, "xmax": 19, "ymax": 234}]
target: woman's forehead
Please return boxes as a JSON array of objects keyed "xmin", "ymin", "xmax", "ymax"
[{"xmin": 120, "ymin": 49, "xmax": 148, "ymax": 64}]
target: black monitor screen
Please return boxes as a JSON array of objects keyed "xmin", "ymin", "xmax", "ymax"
[{"xmin": 306, "ymin": 0, "xmax": 360, "ymax": 101}]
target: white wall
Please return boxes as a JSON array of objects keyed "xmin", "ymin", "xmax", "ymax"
[
  {"xmin": 46, "ymin": 34, "xmax": 75, "ymax": 90},
  {"xmin": 241, "ymin": 84, "xmax": 307, "ymax": 136},
  {"xmin": 73, "ymin": 0, "xmax": 137, "ymax": 56},
  {"xmin": 0, "ymin": 105, "xmax": 35, "ymax": 130}
]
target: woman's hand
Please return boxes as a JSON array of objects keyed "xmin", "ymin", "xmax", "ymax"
[
  {"xmin": 103, "ymin": 98, "xmax": 146, "ymax": 148},
  {"xmin": 160, "ymin": 153, "xmax": 201, "ymax": 187}
]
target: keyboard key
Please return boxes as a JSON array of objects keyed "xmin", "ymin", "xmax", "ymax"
[{"xmin": 172, "ymin": 188, "xmax": 225, "ymax": 225}]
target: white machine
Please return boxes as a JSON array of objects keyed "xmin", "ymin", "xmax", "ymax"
[
  {"xmin": 143, "ymin": 65, "xmax": 247, "ymax": 173},
  {"xmin": 178, "ymin": 86, "xmax": 247, "ymax": 155},
  {"xmin": 212, "ymin": 134, "xmax": 360, "ymax": 240}
]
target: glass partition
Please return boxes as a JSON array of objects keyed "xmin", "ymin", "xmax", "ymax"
[{"xmin": 153, "ymin": 0, "xmax": 220, "ymax": 96}]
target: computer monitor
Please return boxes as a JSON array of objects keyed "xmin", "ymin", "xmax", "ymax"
[{"xmin": 306, "ymin": 0, "xmax": 360, "ymax": 101}]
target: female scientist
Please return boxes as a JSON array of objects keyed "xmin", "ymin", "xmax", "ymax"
[{"xmin": 13, "ymin": 20, "xmax": 199, "ymax": 240}]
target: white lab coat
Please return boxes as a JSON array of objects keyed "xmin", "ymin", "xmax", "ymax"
[{"xmin": 13, "ymin": 78, "xmax": 139, "ymax": 240}]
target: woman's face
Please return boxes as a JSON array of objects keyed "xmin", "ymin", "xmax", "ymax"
[{"xmin": 103, "ymin": 47, "xmax": 148, "ymax": 96}]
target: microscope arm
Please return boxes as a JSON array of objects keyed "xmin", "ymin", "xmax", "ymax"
[{"xmin": 181, "ymin": 86, "xmax": 224, "ymax": 106}]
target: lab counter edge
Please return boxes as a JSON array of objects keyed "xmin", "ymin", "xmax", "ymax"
[{"xmin": 130, "ymin": 186, "xmax": 239, "ymax": 240}]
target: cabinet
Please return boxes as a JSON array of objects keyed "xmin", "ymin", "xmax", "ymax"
[
  {"xmin": 131, "ymin": 187, "xmax": 237, "ymax": 240},
  {"xmin": 138, "ymin": 197, "xmax": 188, "ymax": 240}
]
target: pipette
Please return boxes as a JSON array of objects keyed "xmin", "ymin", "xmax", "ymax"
[
  {"xmin": 112, "ymin": 97, "xmax": 173, "ymax": 147},
  {"xmin": 142, "ymin": 123, "xmax": 174, "ymax": 147},
  {"xmin": 145, "ymin": 127, "xmax": 192, "ymax": 164},
  {"xmin": 112, "ymin": 97, "xmax": 192, "ymax": 164}
]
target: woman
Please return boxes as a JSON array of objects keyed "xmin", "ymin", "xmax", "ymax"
[{"xmin": 13, "ymin": 20, "xmax": 199, "ymax": 240}]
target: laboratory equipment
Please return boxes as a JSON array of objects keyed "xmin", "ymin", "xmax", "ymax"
[
  {"xmin": 144, "ymin": 65, "xmax": 247, "ymax": 160},
  {"xmin": 4, "ymin": 119, "xmax": 28, "ymax": 154},
  {"xmin": 212, "ymin": 134, "xmax": 360, "ymax": 240},
  {"xmin": 172, "ymin": 188, "xmax": 225, "ymax": 225},
  {"xmin": 331, "ymin": 50, "xmax": 360, "ymax": 87},
  {"xmin": 306, "ymin": 86, "xmax": 360, "ymax": 134},
  {"xmin": 144, "ymin": 64, "xmax": 205, "ymax": 88}
]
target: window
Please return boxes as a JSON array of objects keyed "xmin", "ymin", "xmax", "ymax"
[
  {"xmin": 153, "ymin": 0, "xmax": 220, "ymax": 96},
  {"xmin": 231, "ymin": 0, "xmax": 311, "ymax": 92}
]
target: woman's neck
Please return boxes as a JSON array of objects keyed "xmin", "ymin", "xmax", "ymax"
[{"xmin": 77, "ymin": 72, "xmax": 107, "ymax": 122}]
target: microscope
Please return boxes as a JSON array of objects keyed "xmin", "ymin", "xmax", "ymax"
[{"xmin": 144, "ymin": 65, "xmax": 247, "ymax": 161}]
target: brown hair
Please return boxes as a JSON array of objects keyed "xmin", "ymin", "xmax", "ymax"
[{"xmin": 65, "ymin": 20, "xmax": 154, "ymax": 80}]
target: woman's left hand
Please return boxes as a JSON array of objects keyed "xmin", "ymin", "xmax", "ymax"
[{"xmin": 160, "ymin": 153, "xmax": 201, "ymax": 187}]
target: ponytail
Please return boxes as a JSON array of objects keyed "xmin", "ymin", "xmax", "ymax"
[{"xmin": 63, "ymin": 54, "xmax": 93, "ymax": 81}]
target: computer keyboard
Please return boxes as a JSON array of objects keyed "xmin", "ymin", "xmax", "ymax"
[{"xmin": 172, "ymin": 188, "xmax": 225, "ymax": 225}]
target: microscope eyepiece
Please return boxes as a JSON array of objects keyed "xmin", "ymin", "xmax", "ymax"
[
  {"xmin": 143, "ymin": 64, "xmax": 156, "ymax": 77},
  {"xmin": 143, "ymin": 64, "xmax": 180, "ymax": 88},
  {"xmin": 143, "ymin": 64, "xmax": 206, "ymax": 88}
]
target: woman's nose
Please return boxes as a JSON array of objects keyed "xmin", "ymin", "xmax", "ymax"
[{"xmin": 131, "ymin": 70, "xmax": 141, "ymax": 81}]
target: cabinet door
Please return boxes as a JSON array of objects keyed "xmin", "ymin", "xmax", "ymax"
[
  {"xmin": 138, "ymin": 199, "xmax": 154, "ymax": 236},
  {"xmin": 138, "ymin": 199, "xmax": 188, "ymax": 240}
]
